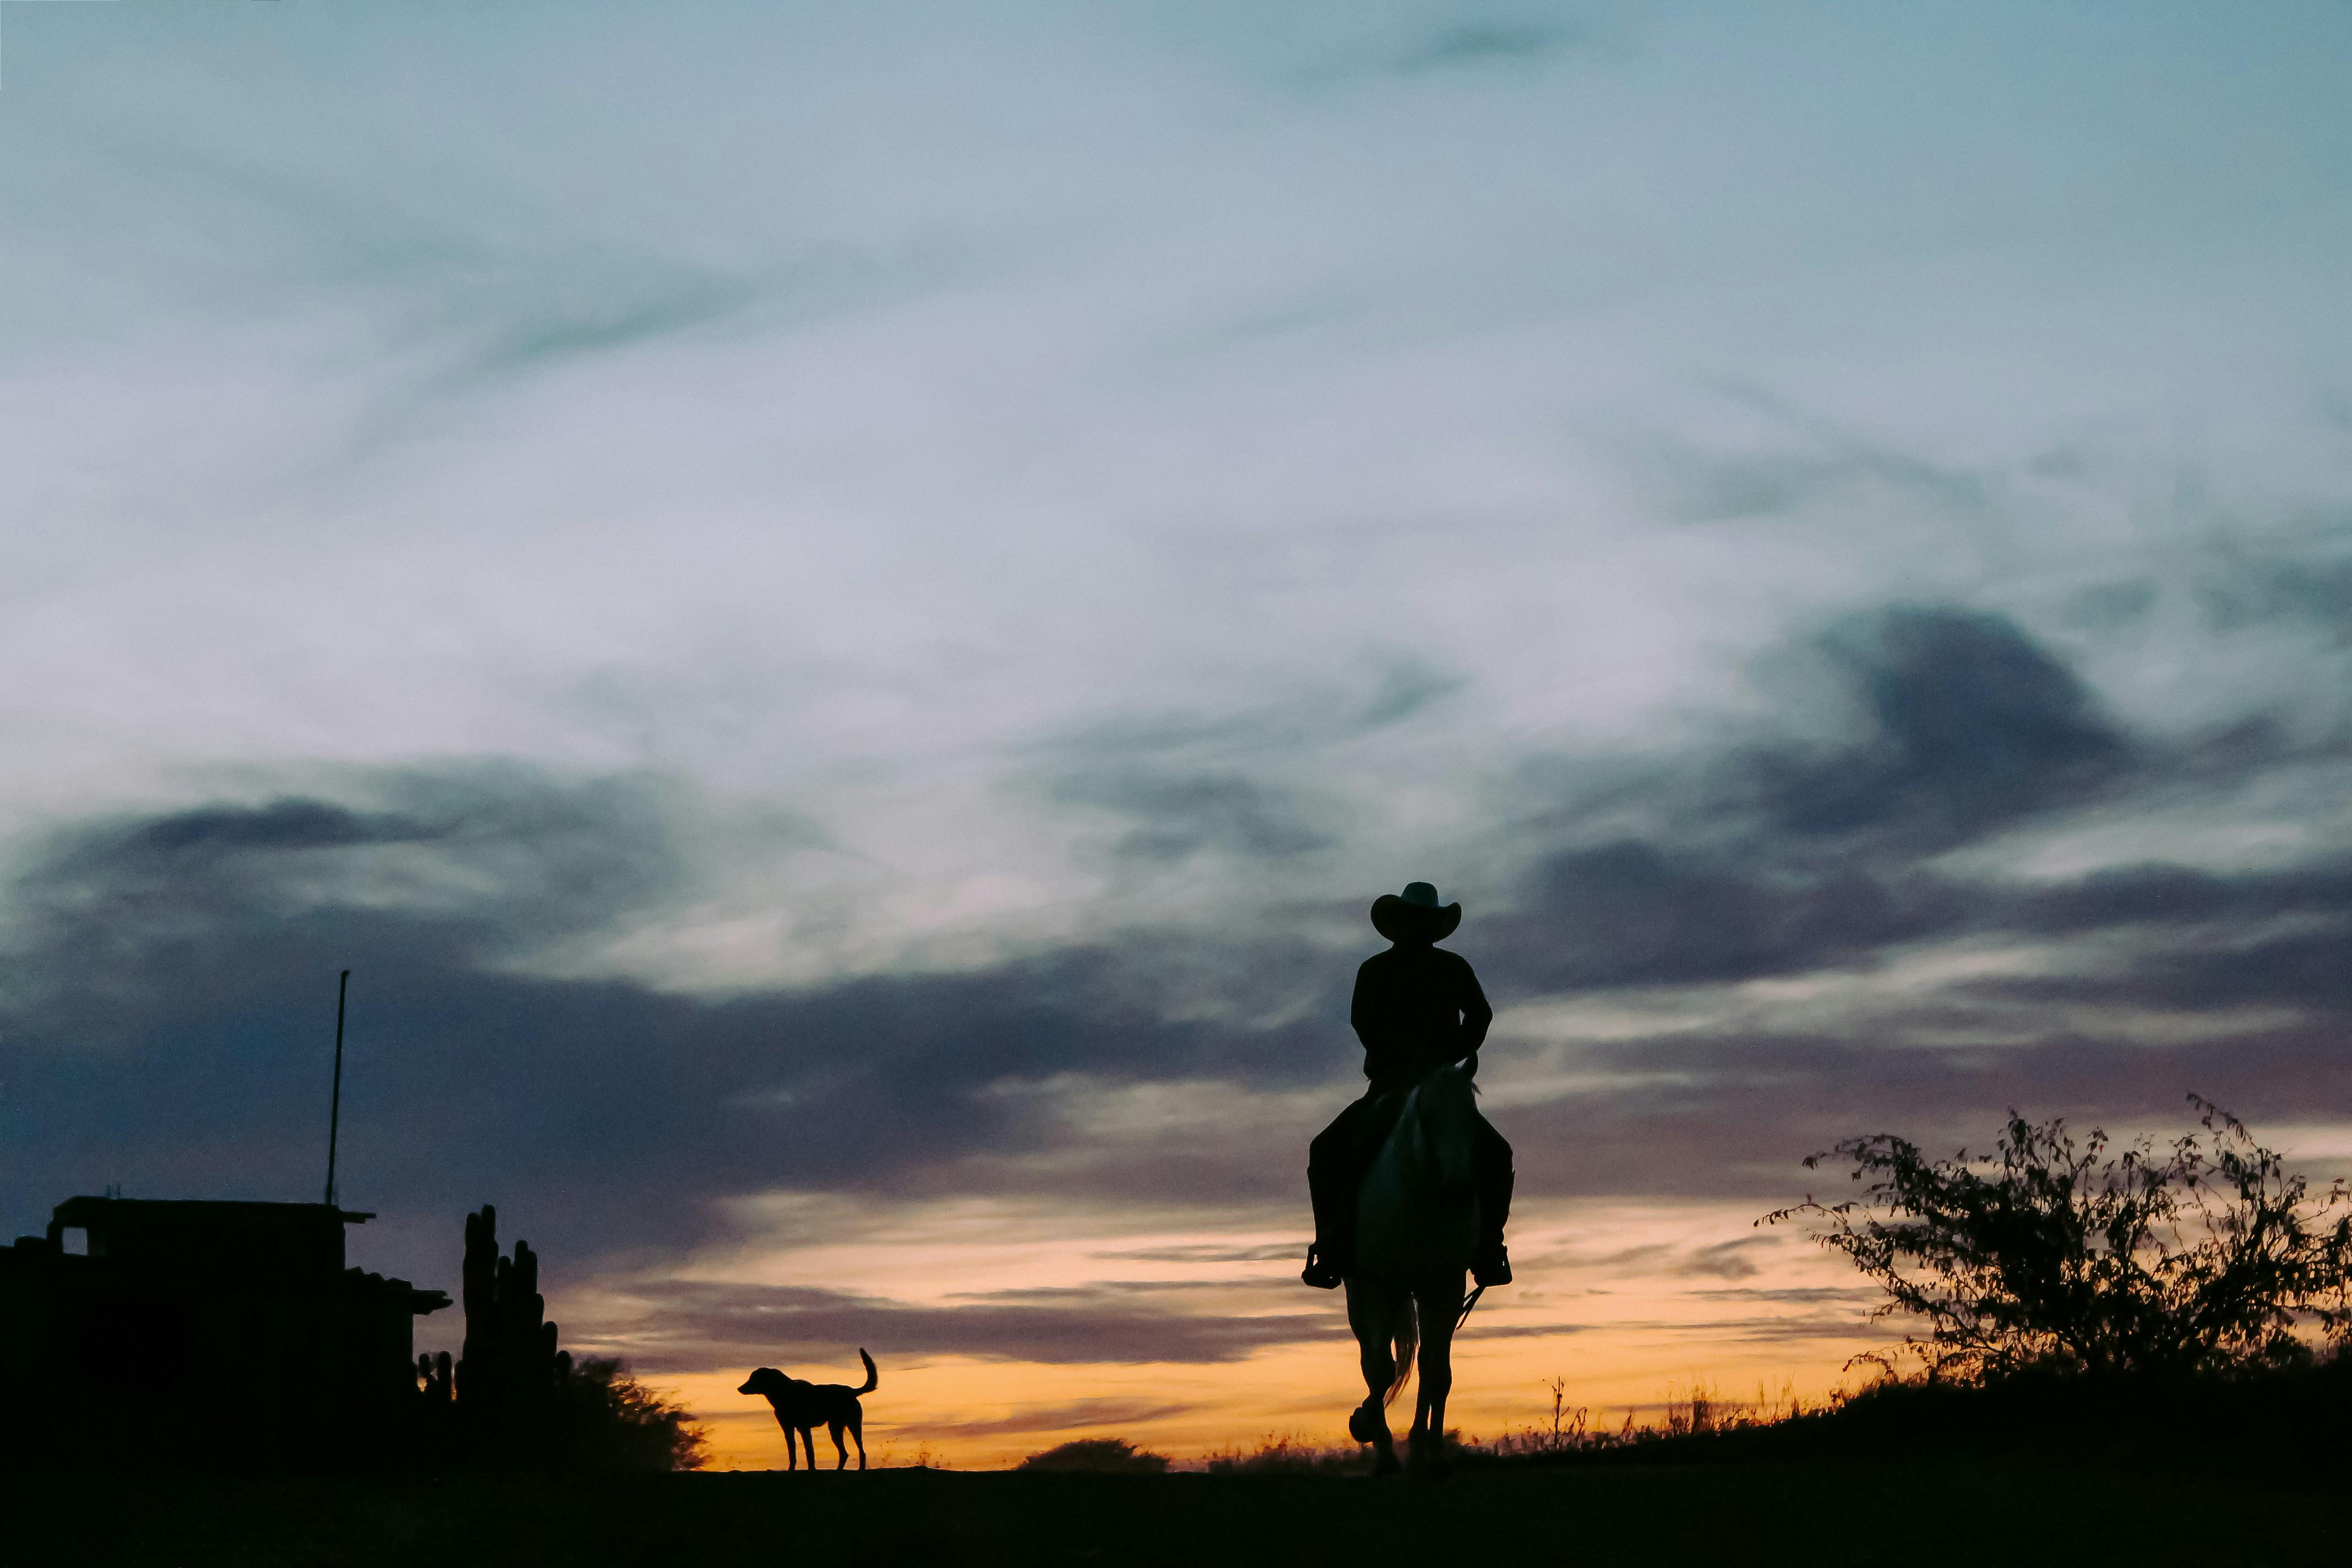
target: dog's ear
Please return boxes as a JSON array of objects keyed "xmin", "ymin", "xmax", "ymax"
[{"xmin": 737, "ymin": 1367, "xmax": 781, "ymax": 1394}]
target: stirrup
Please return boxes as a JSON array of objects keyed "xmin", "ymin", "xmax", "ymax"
[
  {"xmin": 1472, "ymin": 1245, "xmax": 1512, "ymax": 1288},
  {"xmin": 1302, "ymin": 1243, "xmax": 1345, "ymax": 1290}
]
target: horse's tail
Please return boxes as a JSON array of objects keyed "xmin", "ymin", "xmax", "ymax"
[
  {"xmin": 1385, "ymin": 1295, "xmax": 1418, "ymax": 1408},
  {"xmin": 854, "ymin": 1349, "xmax": 878, "ymax": 1395}
]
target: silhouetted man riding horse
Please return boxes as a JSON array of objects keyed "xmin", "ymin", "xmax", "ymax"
[{"xmin": 1302, "ymin": 882, "xmax": 1513, "ymax": 1291}]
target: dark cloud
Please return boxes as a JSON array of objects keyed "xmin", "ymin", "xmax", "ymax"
[
  {"xmin": 1481, "ymin": 608, "xmax": 2252, "ymax": 997},
  {"xmin": 7, "ymin": 600, "xmax": 2349, "ymax": 1321},
  {"xmin": 2010, "ymin": 858, "xmax": 2352, "ymax": 935},
  {"xmin": 1968, "ymin": 927, "xmax": 2352, "ymax": 1014},
  {"xmin": 568, "ymin": 1281, "xmax": 1342, "ymax": 1372},
  {"xmin": 97, "ymin": 799, "xmax": 437, "ymax": 859},
  {"xmin": 1747, "ymin": 606, "xmax": 2130, "ymax": 846},
  {"xmin": 0, "ymin": 764, "xmax": 1355, "ymax": 1286},
  {"xmin": 1504, "ymin": 840, "xmax": 1974, "ymax": 989},
  {"xmin": 1491, "ymin": 1024, "xmax": 2352, "ymax": 1205}
]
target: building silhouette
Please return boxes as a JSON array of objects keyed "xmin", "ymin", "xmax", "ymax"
[{"xmin": 2, "ymin": 1196, "xmax": 449, "ymax": 1465}]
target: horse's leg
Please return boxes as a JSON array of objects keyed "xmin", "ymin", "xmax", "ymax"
[
  {"xmin": 1343, "ymin": 1278, "xmax": 1401, "ymax": 1476},
  {"xmin": 1409, "ymin": 1281, "xmax": 1456, "ymax": 1476}
]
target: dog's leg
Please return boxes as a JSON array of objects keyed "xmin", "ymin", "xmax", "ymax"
[
  {"xmin": 829, "ymin": 1419, "xmax": 849, "ymax": 1470},
  {"xmin": 850, "ymin": 1408, "xmax": 867, "ymax": 1471}
]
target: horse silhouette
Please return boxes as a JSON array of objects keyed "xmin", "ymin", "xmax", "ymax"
[{"xmin": 1344, "ymin": 1058, "xmax": 1483, "ymax": 1476}]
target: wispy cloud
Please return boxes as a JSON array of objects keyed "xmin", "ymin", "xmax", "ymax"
[
  {"xmin": 569, "ymin": 1280, "xmax": 1343, "ymax": 1371},
  {"xmin": 1396, "ymin": 21, "xmax": 1589, "ymax": 75}
]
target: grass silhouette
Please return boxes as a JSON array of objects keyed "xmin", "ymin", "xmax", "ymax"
[{"xmin": 1016, "ymin": 1437, "xmax": 1170, "ymax": 1474}]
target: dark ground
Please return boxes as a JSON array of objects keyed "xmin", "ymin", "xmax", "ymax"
[{"xmin": 5, "ymin": 1460, "xmax": 2342, "ymax": 1567}]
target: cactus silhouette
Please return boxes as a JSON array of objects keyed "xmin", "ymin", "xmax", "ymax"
[{"xmin": 455, "ymin": 1205, "xmax": 568, "ymax": 1451}]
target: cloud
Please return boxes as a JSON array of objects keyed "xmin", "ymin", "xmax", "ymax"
[
  {"xmin": 1090, "ymin": 1243, "xmax": 1300, "ymax": 1265},
  {"xmin": 887, "ymin": 1399, "xmax": 1201, "ymax": 1439},
  {"xmin": 1477, "ymin": 605, "xmax": 2284, "ymax": 999},
  {"xmin": 568, "ymin": 1281, "xmax": 1342, "ymax": 1372},
  {"xmin": 1396, "ymin": 23, "xmax": 1587, "ymax": 74},
  {"xmin": 1046, "ymin": 656, "xmax": 1463, "ymax": 765},
  {"xmin": 7, "ymin": 595, "xmax": 2350, "ymax": 1292},
  {"xmin": 1053, "ymin": 770, "xmax": 1336, "ymax": 864},
  {"xmin": 459, "ymin": 276, "xmax": 763, "ymax": 386},
  {"xmin": 89, "ymin": 799, "xmax": 438, "ymax": 859},
  {"xmin": 1495, "ymin": 1025, "xmax": 2352, "ymax": 1205},
  {"xmin": 2, "ymin": 592, "xmax": 2346, "ymax": 1349},
  {"xmin": 1669, "ymin": 1238, "xmax": 1773, "ymax": 1281},
  {"xmin": 1648, "ymin": 432, "xmax": 1990, "ymax": 524},
  {"xmin": 1747, "ymin": 606, "xmax": 2130, "ymax": 847},
  {"xmin": 0, "ymin": 763, "xmax": 1360, "ymax": 1277},
  {"xmin": 2201, "ymin": 548, "xmax": 2352, "ymax": 646},
  {"xmin": 1505, "ymin": 839, "xmax": 1974, "ymax": 989}
]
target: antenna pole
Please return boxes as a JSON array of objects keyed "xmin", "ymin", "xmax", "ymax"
[{"xmin": 325, "ymin": 970, "xmax": 350, "ymax": 1207}]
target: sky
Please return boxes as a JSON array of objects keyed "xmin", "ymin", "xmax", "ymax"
[{"xmin": 3, "ymin": 0, "xmax": 2351, "ymax": 1468}]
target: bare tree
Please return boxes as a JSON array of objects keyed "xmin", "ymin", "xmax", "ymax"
[{"xmin": 1765, "ymin": 1096, "xmax": 2352, "ymax": 1380}]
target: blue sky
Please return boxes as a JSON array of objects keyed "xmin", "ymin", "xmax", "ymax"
[{"xmin": 4, "ymin": 1, "xmax": 2351, "ymax": 1458}]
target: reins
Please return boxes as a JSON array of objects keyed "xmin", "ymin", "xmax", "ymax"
[{"xmin": 1455, "ymin": 1282, "xmax": 1485, "ymax": 1330}]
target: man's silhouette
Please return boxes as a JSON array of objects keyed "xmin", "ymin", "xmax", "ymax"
[{"xmin": 1302, "ymin": 881, "xmax": 1513, "ymax": 1291}]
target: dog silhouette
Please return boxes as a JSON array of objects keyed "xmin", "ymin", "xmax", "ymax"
[{"xmin": 739, "ymin": 1350, "xmax": 877, "ymax": 1470}]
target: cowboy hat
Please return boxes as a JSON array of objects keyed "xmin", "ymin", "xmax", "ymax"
[{"xmin": 1370, "ymin": 881, "xmax": 1461, "ymax": 943}]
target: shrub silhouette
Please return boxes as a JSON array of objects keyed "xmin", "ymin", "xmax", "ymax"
[
  {"xmin": 542, "ymin": 1357, "xmax": 708, "ymax": 1472},
  {"xmin": 1016, "ymin": 1437, "xmax": 1170, "ymax": 1474},
  {"xmin": 1766, "ymin": 1096, "xmax": 2352, "ymax": 1379}
]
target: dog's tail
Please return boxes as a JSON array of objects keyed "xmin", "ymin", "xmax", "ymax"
[{"xmin": 854, "ymin": 1348, "xmax": 878, "ymax": 1395}]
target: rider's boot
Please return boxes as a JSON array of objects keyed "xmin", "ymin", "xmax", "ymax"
[
  {"xmin": 1302, "ymin": 1242, "xmax": 1347, "ymax": 1290},
  {"xmin": 1472, "ymin": 1150, "xmax": 1514, "ymax": 1287},
  {"xmin": 1303, "ymin": 1156, "xmax": 1352, "ymax": 1289}
]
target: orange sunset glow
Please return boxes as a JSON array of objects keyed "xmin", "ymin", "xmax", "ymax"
[{"xmin": 558, "ymin": 1196, "xmax": 1879, "ymax": 1471}]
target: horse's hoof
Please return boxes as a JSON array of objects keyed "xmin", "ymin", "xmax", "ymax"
[
  {"xmin": 1347, "ymin": 1407, "xmax": 1384, "ymax": 1445},
  {"xmin": 1373, "ymin": 1449, "xmax": 1403, "ymax": 1477}
]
